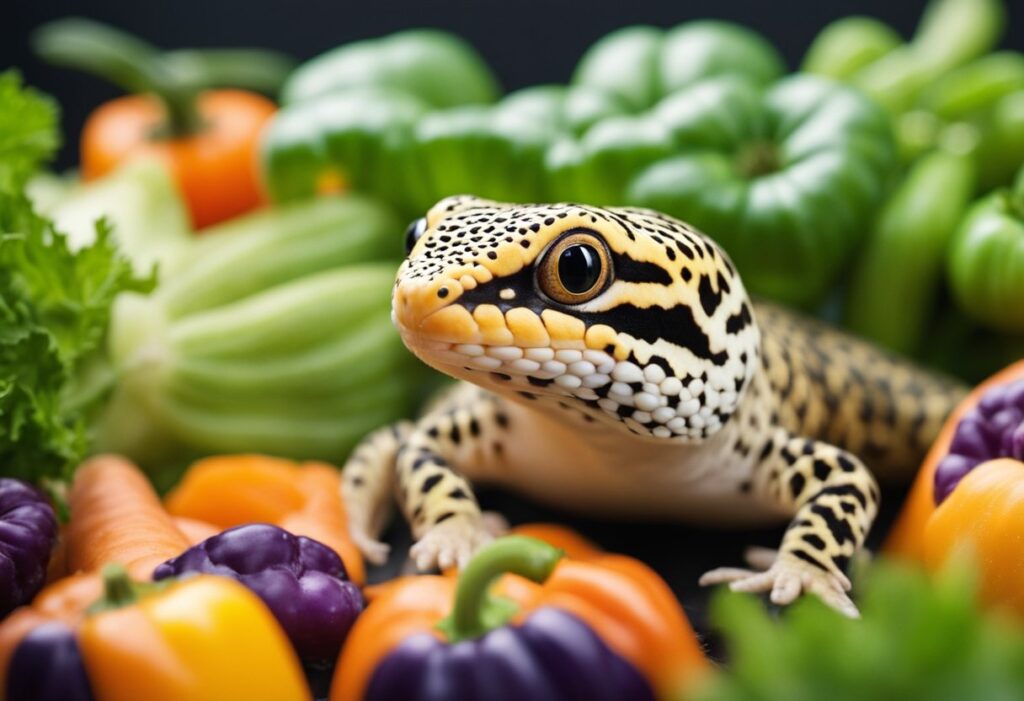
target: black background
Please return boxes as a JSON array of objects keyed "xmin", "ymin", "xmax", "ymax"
[
  {"xmin": 5, "ymin": 0, "xmax": 1023, "ymax": 168},
  {"xmin": 4, "ymin": 0, "xmax": 1021, "ymax": 647}
]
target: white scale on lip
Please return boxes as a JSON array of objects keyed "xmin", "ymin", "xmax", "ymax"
[{"xmin": 439, "ymin": 341, "xmax": 742, "ymax": 438}]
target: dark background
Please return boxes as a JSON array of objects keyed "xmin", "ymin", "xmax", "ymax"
[
  {"xmin": 3, "ymin": 0, "xmax": 1020, "ymax": 648},
  {"xmin": 4, "ymin": 0, "xmax": 1023, "ymax": 169}
]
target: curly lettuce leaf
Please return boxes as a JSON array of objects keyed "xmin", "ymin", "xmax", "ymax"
[
  {"xmin": 0, "ymin": 72, "xmax": 153, "ymax": 483},
  {"xmin": 0, "ymin": 72, "xmax": 59, "ymax": 192},
  {"xmin": 692, "ymin": 559, "xmax": 1024, "ymax": 701}
]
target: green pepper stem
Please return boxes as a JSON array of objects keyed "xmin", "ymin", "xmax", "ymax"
[
  {"xmin": 32, "ymin": 17, "xmax": 202, "ymax": 138},
  {"xmin": 99, "ymin": 563, "xmax": 138, "ymax": 608},
  {"xmin": 88, "ymin": 563, "xmax": 172, "ymax": 615},
  {"xmin": 442, "ymin": 536, "xmax": 563, "ymax": 643},
  {"xmin": 735, "ymin": 141, "xmax": 780, "ymax": 178}
]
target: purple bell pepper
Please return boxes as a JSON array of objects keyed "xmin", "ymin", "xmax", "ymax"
[
  {"xmin": 934, "ymin": 378, "xmax": 1024, "ymax": 504},
  {"xmin": 0, "ymin": 478, "xmax": 59, "ymax": 617},
  {"xmin": 153, "ymin": 522, "xmax": 363, "ymax": 664},
  {"xmin": 365, "ymin": 608, "xmax": 655, "ymax": 701},
  {"xmin": 365, "ymin": 536, "xmax": 656, "ymax": 701}
]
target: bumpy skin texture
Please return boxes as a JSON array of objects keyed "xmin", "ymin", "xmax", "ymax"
[{"xmin": 343, "ymin": 196, "xmax": 965, "ymax": 615}]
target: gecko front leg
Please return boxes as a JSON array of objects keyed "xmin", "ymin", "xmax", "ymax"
[{"xmin": 701, "ymin": 430, "xmax": 880, "ymax": 617}]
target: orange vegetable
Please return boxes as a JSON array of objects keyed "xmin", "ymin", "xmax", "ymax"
[
  {"xmin": 335, "ymin": 533, "xmax": 706, "ymax": 701},
  {"xmin": 165, "ymin": 454, "xmax": 365, "ymax": 585},
  {"xmin": 0, "ymin": 456, "xmax": 190, "ymax": 692},
  {"xmin": 886, "ymin": 360, "xmax": 1024, "ymax": 559},
  {"xmin": 922, "ymin": 459, "xmax": 1024, "ymax": 615},
  {"xmin": 66, "ymin": 455, "xmax": 190, "ymax": 579},
  {"xmin": 81, "ymin": 90, "xmax": 274, "ymax": 228}
]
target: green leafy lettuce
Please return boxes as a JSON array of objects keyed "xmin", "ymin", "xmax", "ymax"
[
  {"xmin": 693, "ymin": 560, "xmax": 1024, "ymax": 701},
  {"xmin": 0, "ymin": 71, "xmax": 153, "ymax": 483}
]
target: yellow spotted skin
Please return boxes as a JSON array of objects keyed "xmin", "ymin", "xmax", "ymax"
[{"xmin": 343, "ymin": 196, "xmax": 966, "ymax": 612}]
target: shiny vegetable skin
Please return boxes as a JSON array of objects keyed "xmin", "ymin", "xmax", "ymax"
[
  {"xmin": 845, "ymin": 151, "xmax": 975, "ymax": 355},
  {"xmin": 78, "ymin": 568, "xmax": 311, "ymax": 701},
  {"xmin": 34, "ymin": 18, "xmax": 281, "ymax": 228},
  {"xmin": 164, "ymin": 455, "xmax": 366, "ymax": 585},
  {"xmin": 628, "ymin": 74, "xmax": 895, "ymax": 307},
  {"xmin": 924, "ymin": 459, "xmax": 1024, "ymax": 617},
  {"xmin": 154, "ymin": 523, "xmax": 363, "ymax": 665},
  {"xmin": 802, "ymin": 16, "xmax": 902, "ymax": 80},
  {"xmin": 281, "ymin": 29, "xmax": 499, "ymax": 108},
  {"xmin": 948, "ymin": 167, "xmax": 1024, "ymax": 333},
  {"xmin": 572, "ymin": 21, "xmax": 784, "ymax": 111},
  {"xmin": 0, "ymin": 480, "xmax": 58, "ymax": 618},
  {"xmin": 332, "ymin": 536, "xmax": 706, "ymax": 701},
  {"xmin": 887, "ymin": 360, "xmax": 1024, "ymax": 560}
]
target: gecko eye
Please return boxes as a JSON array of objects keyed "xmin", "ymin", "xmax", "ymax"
[
  {"xmin": 537, "ymin": 231, "xmax": 611, "ymax": 305},
  {"xmin": 404, "ymin": 218, "xmax": 427, "ymax": 254}
]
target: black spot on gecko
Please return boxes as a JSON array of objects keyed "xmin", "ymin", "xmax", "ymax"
[{"xmin": 421, "ymin": 474, "xmax": 443, "ymax": 494}]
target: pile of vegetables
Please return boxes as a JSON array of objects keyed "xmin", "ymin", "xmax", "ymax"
[{"xmin": 2, "ymin": 2, "xmax": 1024, "ymax": 699}]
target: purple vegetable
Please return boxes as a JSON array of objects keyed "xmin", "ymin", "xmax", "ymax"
[
  {"xmin": 153, "ymin": 523, "xmax": 363, "ymax": 664},
  {"xmin": 935, "ymin": 378, "xmax": 1024, "ymax": 504},
  {"xmin": 6, "ymin": 622, "xmax": 93, "ymax": 701},
  {"xmin": 0, "ymin": 479, "xmax": 59, "ymax": 617},
  {"xmin": 365, "ymin": 607, "xmax": 655, "ymax": 701}
]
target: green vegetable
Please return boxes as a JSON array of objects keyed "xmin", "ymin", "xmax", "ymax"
[
  {"xmin": 93, "ymin": 195, "xmax": 425, "ymax": 468},
  {"xmin": 0, "ymin": 72, "xmax": 152, "ymax": 484},
  {"xmin": 845, "ymin": 151, "xmax": 975, "ymax": 355},
  {"xmin": 30, "ymin": 159, "xmax": 192, "ymax": 276},
  {"xmin": 572, "ymin": 21, "xmax": 784, "ymax": 111},
  {"xmin": 853, "ymin": 0, "xmax": 1005, "ymax": 114},
  {"xmin": 33, "ymin": 17, "xmax": 295, "ymax": 100},
  {"xmin": 627, "ymin": 74, "xmax": 896, "ymax": 307},
  {"xmin": 947, "ymin": 165, "xmax": 1024, "ymax": 334},
  {"xmin": 802, "ymin": 17, "xmax": 902, "ymax": 80},
  {"xmin": 692, "ymin": 559, "xmax": 1024, "ymax": 701},
  {"xmin": 281, "ymin": 29, "xmax": 500, "ymax": 108}
]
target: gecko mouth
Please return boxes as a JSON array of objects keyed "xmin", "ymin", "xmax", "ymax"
[{"xmin": 394, "ymin": 303, "xmax": 722, "ymax": 442}]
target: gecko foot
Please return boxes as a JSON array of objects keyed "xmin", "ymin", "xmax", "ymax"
[
  {"xmin": 411, "ymin": 514, "xmax": 494, "ymax": 572},
  {"xmin": 699, "ymin": 550, "xmax": 859, "ymax": 618}
]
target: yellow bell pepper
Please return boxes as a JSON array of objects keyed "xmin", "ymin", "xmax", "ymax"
[{"xmin": 78, "ymin": 565, "xmax": 311, "ymax": 701}]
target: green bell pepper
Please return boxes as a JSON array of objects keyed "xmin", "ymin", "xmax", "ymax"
[
  {"xmin": 626, "ymin": 74, "xmax": 896, "ymax": 308},
  {"xmin": 572, "ymin": 21, "xmax": 784, "ymax": 112},
  {"xmin": 947, "ymin": 166, "xmax": 1024, "ymax": 334},
  {"xmin": 281, "ymin": 29, "xmax": 500, "ymax": 108},
  {"xmin": 845, "ymin": 151, "xmax": 975, "ymax": 355},
  {"xmin": 261, "ymin": 89, "xmax": 429, "ymax": 205}
]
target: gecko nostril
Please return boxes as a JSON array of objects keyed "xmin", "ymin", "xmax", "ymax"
[{"xmin": 438, "ymin": 287, "xmax": 449, "ymax": 299}]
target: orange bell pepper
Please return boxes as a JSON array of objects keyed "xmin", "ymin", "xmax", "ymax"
[
  {"xmin": 333, "ymin": 534, "xmax": 706, "ymax": 701},
  {"xmin": 922, "ymin": 459, "xmax": 1024, "ymax": 617},
  {"xmin": 886, "ymin": 360, "xmax": 1024, "ymax": 559},
  {"xmin": 164, "ymin": 454, "xmax": 365, "ymax": 585}
]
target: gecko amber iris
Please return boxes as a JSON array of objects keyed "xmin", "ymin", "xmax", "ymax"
[{"xmin": 345, "ymin": 196, "xmax": 966, "ymax": 616}]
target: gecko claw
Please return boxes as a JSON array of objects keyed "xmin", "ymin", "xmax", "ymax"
[
  {"xmin": 700, "ymin": 551, "xmax": 859, "ymax": 618},
  {"xmin": 410, "ymin": 514, "xmax": 493, "ymax": 572}
]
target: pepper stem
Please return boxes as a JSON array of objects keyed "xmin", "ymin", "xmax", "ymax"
[
  {"xmin": 735, "ymin": 141, "xmax": 780, "ymax": 178},
  {"xmin": 87, "ymin": 563, "xmax": 171, "ymax": 615},
  {"xmin": 437, "ymin": 536, "xmax": 563, "ymax": 644}
]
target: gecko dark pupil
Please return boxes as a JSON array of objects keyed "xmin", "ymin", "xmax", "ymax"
[
  {"xmin": 404, "ymin": 218, "xmax": 427, "ymax": 254},
  {"xmin": 558, "ymin": 244, "xmax": 601, "ymax": 294}
]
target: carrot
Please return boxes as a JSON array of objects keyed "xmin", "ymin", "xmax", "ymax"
[
  {"xmin": 165, "ymin": 455, "xmax": 366, "ymax": 585},
  {"xmin": 66, "ymin": 455, "xmax": 190, "ymax": 580}
]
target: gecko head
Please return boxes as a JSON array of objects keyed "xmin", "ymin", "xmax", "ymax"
[{"xmin": 392, "ymin": 195, "xmax": 761, "ymax": 442}]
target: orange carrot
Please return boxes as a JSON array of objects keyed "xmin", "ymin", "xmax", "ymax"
[{"xmin": 66, "ymin": 455, "xmax": 190, "ymax": 580}]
